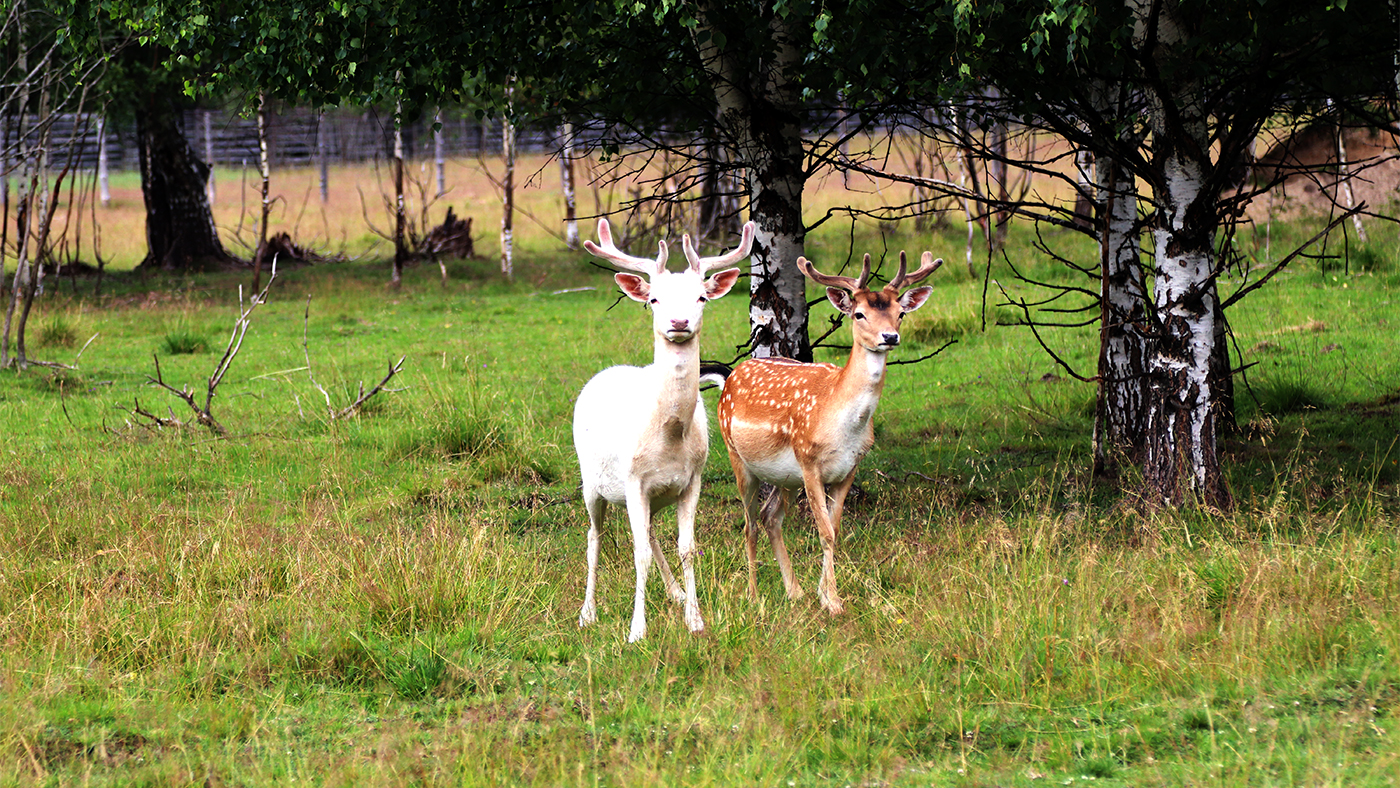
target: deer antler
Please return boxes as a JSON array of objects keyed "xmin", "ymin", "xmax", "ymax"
[
  {"xmin": 682, "ymin": 221, "xmax": 756, "ymax": 273},
  {"xmin": 889, "ymin": 251, "xmax": 944, "ymax": 289},
  {"xmin": 797, "ymin": 253, "xmax": 872, "ymax": 292},
  {"xmin": 583, "ymin": 218, "xmax": 669, "ymax": 275}
]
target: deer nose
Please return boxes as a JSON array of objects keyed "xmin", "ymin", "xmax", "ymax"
[
  {"xmin": 880, "ymin": 332, "xmax": 900, "ymax": 346},
  {"xmin": 671, "ymin": 319, "xmax": 690, "ymax": 332}
]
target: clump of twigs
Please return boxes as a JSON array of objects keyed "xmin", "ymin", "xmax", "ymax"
[{"xmin": 129, "ymin": 263, "xmax": 279, "ymax": 436}]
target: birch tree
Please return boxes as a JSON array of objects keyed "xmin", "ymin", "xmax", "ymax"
[{"xmin": 928, "ymin": 0, "xmax": 1396, "ymax": 507}]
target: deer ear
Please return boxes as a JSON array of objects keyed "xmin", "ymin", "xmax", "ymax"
[
  {"xmin": 615, "ymin": 273, "xmax": 651, "ymax": 302},
  {"xmin": 826, "ymin": 287, "xmax": 854, "ymax": 314},
  {"xmin": 705, "ymin": 268, "xmax": 741, "ymax": 299},
  {"xmin": 899, "ymin": 286, "xmax": 933, "ymax": 313}
]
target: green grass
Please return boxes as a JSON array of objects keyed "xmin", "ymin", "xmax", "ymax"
[{"xmin": 1, "ymin": 214, "xmax": 1398, "ymax": 786}]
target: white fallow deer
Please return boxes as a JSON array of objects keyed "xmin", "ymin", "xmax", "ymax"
[
  {"xmin": 573, "ymin": 218, "xmax": 754, "ymax": 642},
  {"xmin": 716, "ymin": 250, "xmax": 942, "ymax": 615}
]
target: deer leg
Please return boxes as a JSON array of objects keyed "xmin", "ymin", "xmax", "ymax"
[
  {"xmin": 803, "ymin": 467, "xmax": 845, "ymax": 615},
  {"xmin": 649, "ymin": 530, "xmax": 686, "ymax": 605},
  {"xmin": 623, "ymin": 482, "xmax": 653, "ymax": 642},
  {"xmin": 579, "ymin": 489, "xmax": 606, "ymax": 628},
  {"xmin": 675, "ymin": 478, "xmax": 706, "ymax": 634},
  {"xmin": 826, "ymin": 470, "xmax": 858, "ymax": 539},
  {"xmin": 762, "ymin": 486, "xmax": 804, "ymax": 601},
  {"xmin": 730, "ymin": 450, "xmax": 765, "ymax": 601}
]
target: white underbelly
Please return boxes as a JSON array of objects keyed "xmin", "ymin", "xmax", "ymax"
[
  {"xmin": 746, "ymin": 447, "xmax": 805, "ymax": 489},
  {"xmin": 741, "ymin": 442, "xmax": 868, "ymax": 489}
]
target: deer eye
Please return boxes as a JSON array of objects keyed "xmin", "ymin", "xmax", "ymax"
[
  {"xmin": 698, "ymin": 296, "xmax": 708, "ymax": 303},
  {"xmin": 649, "ymin": 298, "xmax": 659, "ymax": 305},
  {"xmin": 853, "ymin": 312, "xmax": 866, "ymax": 320}
]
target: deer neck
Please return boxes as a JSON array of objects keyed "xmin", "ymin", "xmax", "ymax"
[
  {"xmin": 649, "ymin": 332, "xmax": 700, "ymax": 435},
  {"xmin": 831, "ymin": 342, "xmax": 889, "ymax": 424}
]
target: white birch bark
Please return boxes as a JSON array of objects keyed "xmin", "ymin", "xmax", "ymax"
[
  {"xmin": 1092, "ymin": 148, "xmax": 1150, "ymax": 475},
  {"xmin": 1132, "ymin": 0, "xmax": 1230, "ymax": 508},
  {"xmin": 203, "ymin": 108, "xmax": 216, "ymax": 205},
  {"xmin": 501, "ymin": 81, "xmax": 516, "ymax": 279},
  {"xmin": 1088, "ymin": 83, "xmax": 1151, "ymax": 477},
  {"xmin": 391, "ymin": 93, "xmax": 406, "ymax": 287},
  {"xmin": 560, "ymin": 122, "xmax": 578, "ymax": 250},
  {"xmin": 253, "ymin": 93, "xmax": 271, "ymax": 290},
  {"xmin": 97, "ymin": 114, "xmax": 110, "ymax": 207},
  {"xmin": 317, "ymin": 108, "xmax": 328, "ymax": 203},
  {"xmin": 1330, "ymin": 102, "xmax": 1367, "ymax": 243}
]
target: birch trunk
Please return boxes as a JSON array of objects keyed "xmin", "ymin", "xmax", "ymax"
[
  {"xmin": 988, "ymin": 109, "xmax": 1010, "ymax": 248},
  {"xmin": 560, "ymin": 122, "xmax": 578, "ymax": 250},
  {"xmin": 1072, "ymin": 146, "xmax": 1094, "ymax": 229},
  {"xmin": 434, "ymin": 106, "xmax": 446, "ymax": 199},
  {"xmin": 392, "ymin": 96, "xmax": 406, "ymax": 288},
  {"xmin": 317, "ymin": 109, "xmax": 328, "ymax": 203},
  {"xmin": 203, "ymin": 108, "xmax": 216, "ymax": 205},
  {"xmin": 252, "ymin": 93, "xmax": 270, "ymax": 292},
  {"xmin": 1092, "ymin": 151, "xmax": 1151, "ymax": 477},
  {"xmin": 501, "ymin": 88, "xmax": 516, "ymax": 280},
  {"xmin": 97, "ymin": 114, "xmax": 111, "ymax": 207},
  {"xmin": 1333, "ymin": 109, "xmax": 1368, "ymax": 244},
  {"xmin": 1, "ymin": 101, "xmax": 34, "ymax": 368},
  {"xmin": 691, "ymin": 3, "xmax": 810, "ymax": 361},
  {"xmin": 1134, "ymin": 0, "xmax": 1231, "ymax": 508}
]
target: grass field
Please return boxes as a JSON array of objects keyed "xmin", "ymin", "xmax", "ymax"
[{"xmin": 1, "ymin": 153, "xmax": 1399, "ymax": 786}]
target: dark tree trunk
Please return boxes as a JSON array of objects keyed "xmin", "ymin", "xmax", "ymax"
[{"xmin": 137, "ymin": 97, "xmax": 235, "ymax": 271}]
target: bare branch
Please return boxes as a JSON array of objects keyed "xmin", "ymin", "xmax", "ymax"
[
  {"xmin": 332, "ymin": 357, "xmax": 407, "ymax": 420},
  {"xmin": 137, "ymin": 262, "xmax": 279, "ymax": 436},
  {"xmin": 303, "ymin": 294, "xmax": 408, "ymax": 420}
]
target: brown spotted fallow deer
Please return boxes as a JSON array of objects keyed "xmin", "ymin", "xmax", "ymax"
[
  {"xmin": 573, "ymin": 218, "xmax": 754, "ymax": 642},
  {"xmin": 715, "ymin": 250, "xmax": 942, "ymax": 614}
]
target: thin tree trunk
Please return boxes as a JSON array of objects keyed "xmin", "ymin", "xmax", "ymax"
[
  {"xmin": 560, "ymin": 122, "xmax": 578, "ymax": 250},
  {"xmin": 2, "ymin": 125, "xmax": 34, "ymax": 369},
  {"xmin": 317, "ymin": 108, "xmax": 329, "ymax": 203},
  {"xmin": 251, "ymin": 92, "xmax": 270, "ymax": 292},
  {"xmin": 97, "ymin": 114, "xmax": 111, "ymax": 207},
  {"xmin": 1, "ymin": 76, "xmax": 13, "ymax": 303},
  {"xmin": 1333, "ymin": 107, "xmax": 1368, "ymax": 244},
  {"xmin": 956, "ymin": 99, "xmax": 987, "ymax": 276},
  {"xmin": 392, "ymin": 95, "xmax": 406, "ymax": 287},
  {"xmin": 434, "ymin": 106, "xmax": 446, "ymax": 198},
  {"xmin": 203, "ymin": 108, "xmax": 216, "ymax": 205},
  {"xmin": 1072, "ymin": 146, "xmax": 1094, "ymax": 230},
  {"xmin": 501, "ymin": 81, "xmax": 516, "ymax": 280},
  {"xmin": 988, "ymin": 102, "xmax": 1010, "ymax": 248},
  {"xmin": 3, "ymin": 11, "xmax": 37, "ymax": 368}
]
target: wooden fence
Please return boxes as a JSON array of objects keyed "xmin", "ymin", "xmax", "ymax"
[{"xmin": 3, "ymin": 106, "xmax": 566, "ymax": 173}]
